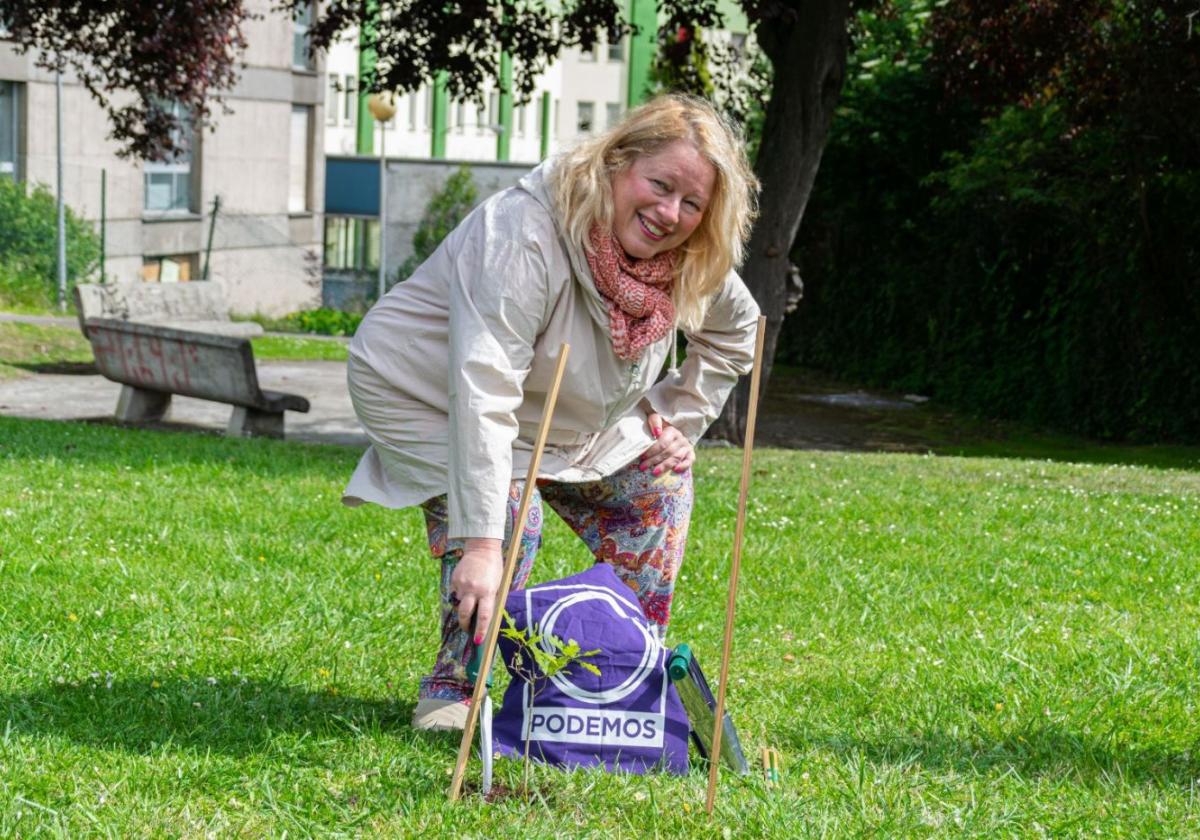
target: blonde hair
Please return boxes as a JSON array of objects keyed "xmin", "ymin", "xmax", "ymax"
[{"xmin": 547, "ymin": 94, "xmax": 759, "ymax": 331}]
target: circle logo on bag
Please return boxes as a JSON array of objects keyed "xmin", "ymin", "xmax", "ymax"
[{"xmin": 537, "ymin": 588, "xmax": 661, "ymax": 705}]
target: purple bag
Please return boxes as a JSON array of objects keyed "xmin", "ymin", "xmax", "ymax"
[{"xmin": 493, "ymin": 563, "xmax": 690, "ymax": 775}]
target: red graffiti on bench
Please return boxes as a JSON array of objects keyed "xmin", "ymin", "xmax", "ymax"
[{"xmin": 91, "ymin": 327, "xmax": 197, "ymax": 393}]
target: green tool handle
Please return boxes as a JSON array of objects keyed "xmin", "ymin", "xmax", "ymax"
[
  {"xmin": 466, "ymin": 622, "xmax": 494, "ymax": 688},
  {"xmin": 667, "ymin": 643, "xmax": 693, "ymax": 682}
]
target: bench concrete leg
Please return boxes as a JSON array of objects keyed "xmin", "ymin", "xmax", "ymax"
[
  {"xmin": 228, "ymin": 406, "xmax": 285, "ymax": 439},
  {"xmin": 115, "ymin": 385, "xmax": 171, "ymax": 423}
]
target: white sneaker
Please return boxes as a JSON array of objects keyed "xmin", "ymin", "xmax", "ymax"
[{"xmin": 412, "ymin": 697, "xmax": 469, "ymax": 731}]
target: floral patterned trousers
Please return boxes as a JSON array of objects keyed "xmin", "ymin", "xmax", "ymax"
[{"xmin": 418, "ymin": 460, "xmax": 694, "ymax": 702}]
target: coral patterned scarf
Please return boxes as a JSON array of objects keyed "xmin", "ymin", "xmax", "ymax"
[{"xmin": 584, "ymin": 225, "xmax": 677, "ymax": 361}]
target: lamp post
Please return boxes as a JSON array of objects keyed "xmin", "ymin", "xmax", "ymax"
[
  {"xmin": 55, "ymin": 63, "xmax": 66, "ymax": 311},
  {"xmin": 366, "ymin": 91, "xmax": 396, "ymax": 301}
]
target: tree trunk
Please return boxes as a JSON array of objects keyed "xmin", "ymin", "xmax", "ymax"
[{"xmin": 707, "ymin": 0, "xmax": 850, "ymax": 443}]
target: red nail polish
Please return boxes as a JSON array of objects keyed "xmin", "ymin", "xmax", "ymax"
[
  {"xmin": 652, "ymin": 428, "xmax": 660, "ymax": 439},
  {"xmin": 639, "ymin": 463, "xmax": 648, "ymax": 471},
  {"xmin": 653, "ymin": 467, "xmax": 662, "ymax": 476},
  {"xmin": 473, "ymin": 633, "xmax": 483, "ymax": 646}
]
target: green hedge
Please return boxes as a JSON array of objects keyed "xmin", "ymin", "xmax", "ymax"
[
  {"xmin": 0, "ymin": 178, "xmax": 100, "ymax": 309},
  {"xmin": 783, "ymin": 16, "xmax": 1199, "ymax": 443}
]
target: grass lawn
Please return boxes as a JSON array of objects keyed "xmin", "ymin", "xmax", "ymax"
[
  {"xmin": 1, "ymin": 417, "xmax": 1198, "ymax": 835},
  {"xmin": 0, "ymin": 322, "xmax": 347, "ymax": 381},
  {"xmin": 0, "ymin": 322, "xmax": 94, "ymax": 380},
  {"xmin": 249, "ymin": 334, "xmax": 350, "ymax": 362}
]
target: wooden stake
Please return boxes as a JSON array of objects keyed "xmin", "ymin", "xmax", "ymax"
[
  {"xmin": 705, "ymin": 315, "xmax": 767, "ymax": 815},
  {"xmin": 448, "ymin": 342, "xmax": 571, "ymax": 802}
]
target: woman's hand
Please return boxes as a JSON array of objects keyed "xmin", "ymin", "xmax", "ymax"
[
  {"xmin": 640, "ymin": 412, "xmax": 695, "ymax": 475},
  {"xmin": 449, "ymin": 537, "xmax": 504, "ymax": 644}
]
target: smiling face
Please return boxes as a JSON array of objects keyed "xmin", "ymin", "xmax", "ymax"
[{"xmin": 609, "ymin": 139, "xmax": 717, "ymax": 260}]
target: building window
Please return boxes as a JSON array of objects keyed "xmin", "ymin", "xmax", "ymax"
[
  {"xmin": 141, "ymin": 253, "xmax": 198, "ymax": 283},
  {"xmin": 0, "ymin": 81, "xmax": 20, "ymax": 181},
  {"xmin": 323, "ymin": 216, "xmax": 380, "ymax": 271},
  {"xmin": 143, "ymin": 102, "xmax": 195, "ymax": 213},
  {"xmin": 554, "ymin": 99, "xmax": 560, "ymax": 137},
  {"xmin": 326, "ymin": 74, "xmax": 339, "ymax": 126},
  {"xmin": 576, "ymin": 101, "xmax": 595, "ymax": 134},
  {"xmin": 456, "ymin": 101, "xmax": 465, "ymax": 134},
  {"xmin": 607, "ymin": 37, "xmax": 624, "ymax": 62},
  {"xmin": 409, "ymin": 89, "xmax": 419, "ymax": 130},
  {"xmin": 606, "ymin": 102, "xmax": 621, "ymax": 129},
  {"xmin": 343, "ymin": 75, "xmax": 356, "ymax": 126},
  {"xmin": 292, "ymin": 1, "xmax": 315, "ymax": 71},
  {"xmin": 488, "ymin": 91, "xmax": 499, "ymax": 129},
  {"xmin": 517, "ymin": 104, "xmax": 526, "ymax": 136},
  {"xmin": 476, "ymin": 101, "xmax": 486, "ymax": 135},
  {"xmin": 289, "ymin": 105, "xmax": 312, "ymax": 213}
]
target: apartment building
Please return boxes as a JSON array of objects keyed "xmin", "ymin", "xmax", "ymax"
[
  {"xmin": 323, "ymin": 35, "xmax": 622, "ymax": 165},
  {"xmin": 0, "ymin": 0, "xmax": 326, "ymax": 316},
  {"xmin": 320, "ymin": 1, "xmax": 753, "ymax": 304}
]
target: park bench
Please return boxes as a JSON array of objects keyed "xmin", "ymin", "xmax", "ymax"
[
  {"xmin": 73, "ymin": 282, "xmax": 264, "ymax": 339},
  {"xmin": 84, "ymin": 318, "xmax": 309, "ymax": 439}
]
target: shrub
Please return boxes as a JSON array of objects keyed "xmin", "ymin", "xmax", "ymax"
[
  {"xmin": 393, "ymin": 166, "xmax": 478, "ymax": 285},
  {"xmin": 282, "ymin": 307, "xmax": 363, "ymax": 337},
  {"xmin": 0, "ymin": 178, "xmax": 100, "ymax": 309},
  {"xmin": 0, "ymin": 260, "xmax": 54, "ymax": 310},
  {"xmin": 784, "ymin": 0, "xmax": 1200, "ymax": 443}
]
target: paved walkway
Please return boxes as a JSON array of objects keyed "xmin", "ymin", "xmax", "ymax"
[
  {"xmin": 0, "ymin": 359, "xmax": 368, "ymax": 447},
  {"xmin": 0, "ymin": 312, "xmax": 78, "ymax": 328},
  {"xmin": 1, "ymin": 314, "xmax": 361, "ymax": 446},
  {"xmin": 1, "ymin": 312, "xmax": 939, "ymax": 453}
]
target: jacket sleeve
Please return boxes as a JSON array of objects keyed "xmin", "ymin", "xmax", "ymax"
[
  {"xmin": 642, "ymin": 271, "xmax": 760, "ymax": 442},
  {"xmin": 446, "ymin": 198, "xmax": 551, "ymax": 540}
]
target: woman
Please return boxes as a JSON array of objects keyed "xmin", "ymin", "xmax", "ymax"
[{"xmin": 343, "ymin": 94, "xmax": 760, "ymax": 731}]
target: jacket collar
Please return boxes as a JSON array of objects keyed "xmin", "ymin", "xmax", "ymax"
[{"xmin": 517, "ymin": 160, "xmax": 611, "ymax": 330}]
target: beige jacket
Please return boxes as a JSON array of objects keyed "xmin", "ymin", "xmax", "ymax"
[{"xmin": 343, "ymin": 162, "xmax": 760, "ymax": 539}]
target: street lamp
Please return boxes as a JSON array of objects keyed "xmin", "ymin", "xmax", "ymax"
[
  {"xmin": 55, "ymin": 62, "xmax": 66, "ymax": 311},
  {"xmin": 367, "ymin": 91, "xmax": 397, "ymax": 302}
]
